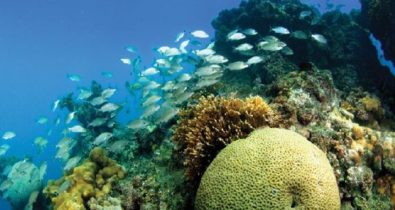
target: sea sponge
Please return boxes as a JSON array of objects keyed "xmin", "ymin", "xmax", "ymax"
[
  {"xmin": 173, "ymin": 95, "xmax": 279, "ymax": 182},
  {"xmin": 195, "ymin": 128, "xmax": 340, "ymax": 210},
  {"xmin": 43, "ymin": 147, "xmax": 125, "ymax": 210}
]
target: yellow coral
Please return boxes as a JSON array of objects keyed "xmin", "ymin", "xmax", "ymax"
[
  {"xmin": 43, "ymin": 147, "xmax": 125, "ymax": 210},
  {"xmin": 195, "ymin": 128, "xmax": 340, "ymax": 210},
  {"xmin": 173, "ymin": 95, "xmax": 280, "ymax": 182},
  {"xmin": 360, "ymin": 96, "xmax": 381, "ymax": 112}
]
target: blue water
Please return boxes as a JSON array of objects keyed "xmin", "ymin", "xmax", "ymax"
[{"xmin": 0, "ymin": 0, "xmax": 364, "ymax": 209}]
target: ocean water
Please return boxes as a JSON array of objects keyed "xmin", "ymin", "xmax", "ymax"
[{"xmin": 1, "ymin": 0, "xmax": 394, "ymax": 209}]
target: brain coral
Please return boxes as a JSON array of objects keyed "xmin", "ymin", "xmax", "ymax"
[
  {"xmin": 173, "ymin": 95, "xmax": 280, "ymax": 183},
  {"xmin": 195, "ymin": 128, "xmax": 340, "ymax": 210}
]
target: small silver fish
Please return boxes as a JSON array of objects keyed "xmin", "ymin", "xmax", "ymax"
[
  {"xmin": 155, "ymin": 104, "xmax": 179, "ymax": 124},
  {"xmin": 0, "ymin": 144, "xmax": 10, "ymax": 156},
  {"xmin": 68, "ymin": 125, "xmax": 86, "ymax": 133},
  {"xmin": 281, "ymin": 46, "xmax": 294, "ymax": 55},
  {"xmin": 125, "ymin": 46, "xmax": 137, "ymax": 53},
  {"xmin": 120, "ymin": 58, "xmax": 131, "ymax": 65},
  {"xmin": 162, "ymin": 81, "xmax": 175, "ymax": 91},
  {"xmin": 2, "ymin": 132, "xmax": 16, "ymax": 140},
  {"xmin": 141, "ymin": 105, "xmax": 160, "ymax": 118},
  {"xmin": 141, "ymin": 67, "xmax": 160, "ymax": 76},
  {"xmin": 227, "ymin": 61, "xmax": 249, "ymax": 71},
  {"xmin": 99, "ymin": 103, "xmax": 119, "ymax": 112},
  {"xmin": 177, "ymin": 73, "xmax": 192, "ymax": 82},
  {"xmin": 196, "ymin": 78, "xmax": 220, "ymax": 88},
  {"xmin": 242, "ymin": 28, "xmax": 258, "ymax": 36},
  {"xmin": 142, "ymin": 95, "xmax": 162, "ymax": 107},
  {"xmin": 66, "ymin": 111, "xmax": 76, "ymax": 124},
  {"xmin": 247, "ymin": 56, "xmax": 265, "ymax": 65},
  {"xmin": 194, "ymin": 48, "xmax": 216, "ymax": 57},
  {"xmin": 90, "ymin": 96, "xmax": 107, "ymax": 106},
  {"xmin": 34, "ymin": 137, "xmax": 48, "ymax": 148},
  {"xmin": 311, "ymin": 34, "xmax": 327, "ymax": 44},
  {"xmin": 179, "ymin": 40, "xmax": 190, "ymax": 53},
  {"xmin": 271, "ymin": 26, "xmax": 290, "ymax": 35},
  {"xmin": 175, "ymin": 31, "xmax": 185, "ymax": 43},
  {"xmin": 191, "ymin": 30, "xmax": 209, "ymax": 38},
  {"xmin": 257, "ymin": 41, "xmax": 287, "ymax": 51},
  {"xmin": 64, "ymin": 156, "xmax": 81, "ymax": 171},
  {"xmin": 227, "ymin": 32, "xmax": 246, "ymax": 41},
  {"xmin": 78, "ymin": 89, "xmax": 93, "ymax": 100},
  {"xmin": 52, "ymin": 100, "xmax": 60, "ymax": 112},
  {"xmin": 195, "ymin": 65, "xmax": 222, "ymax": 77},
  {"xmin": 127, "ymin": 119, "xmax": 149, "ymax": 130},
  {"xmin": 37, "ymin": 117, "xmax": 48, "ymax": 125},
  {"xmin": 205, "ymin": 55, "xmax": 228, "ymax": 64},
  {"xmin": 291, "ymin": 31, "xmax": 308, "ymax": 39},
  {"xmin": 67, "ymin": 74, "xmax": 81, "ymax": 82},
  {"xmin": 88, "ymin": 118, "xmax": 107, "ymax": 127},
  {"xmin": 144, "ymin": 81, "xmax": 161, "ymax": 90},
  {"xmin": 101, "ymin": 88, "xmax": 117, "ymax": 98},
  {"xmin": 93, "ymin": 132, "xmax": 113, "ymax": 145},
  {"xmin": 234, "ymin": 43, "xmax": 254, "ymax": 52}
]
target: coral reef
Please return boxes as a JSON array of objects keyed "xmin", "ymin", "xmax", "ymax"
[
  {"xmin": 113, "ymin": 138, "xmax": 191, "ymax": 210},
  {"xmin": 195, "ymin": 128, "xmax": 340, "ymax": 210},
  {"xmin": 212, "ymin": 0, "xmax": 395, "ymax": 109},
  {"xmin": 0, "ymin": 160, "xmax": 45, "ymax": 210},
  {"xmin": 173, "ymin": 95, "xmax": 281, "ymax": 183},
  {"xmin": 43, "ymin": 147, "xmax": 125, "ymax": 210}
]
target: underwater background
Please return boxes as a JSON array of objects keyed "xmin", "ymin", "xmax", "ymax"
[{"xmin": 1, "ymin": 0, "xmax": 395, "ymax": 209}]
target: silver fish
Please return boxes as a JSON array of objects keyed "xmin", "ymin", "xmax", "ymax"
[
  {"xmin": 67, "ymin": 74, "xmax": 81, "ymax": 82},
  {"xmin": 242, "ymin": 28, "xmax": 258, "ymax": 36},
  {"xmin": 66, "ymin": 111, "xmax": 76, "ymax": 124},
  {"xmin": 2, "ymin": 132, "xmax": 16, "ymax": 140},
  {"xmin": 247, "ymin": 56, "xmax": 265, "ymax": 65},
  {"xmin": 271, "ymin": 26, "xmax": 290, "ymax": 35},
  {"xmin": 78, "ymin": 89, "xmax": 93, "ymax": 100},
  {"xmin": 291, "ymin": 31, "xmax": 308, "ymax": 39},
  {"xmin": 191, "ymin": 30, "xmax": 209, "ymax": 38},
  {"xmin": 64, "ymin": 156, "xmax": 81, "ymax": 171},
  {"xmin": 93, "ymin": 132, "xmax": 113, "ymax": 145},
  {"xmin": 227, "ymin": 61, "xmax": 249, "ymax": 71},
  {"xmin": 227, "ymin": 32, "xmax": 246, "ymax": 41},
  {"xmin": 177, "ymin": 73, "xmax": 192, "ymax": 82},
  {"xmin": 68, "ymin": 125, "xmax": 86, "ymax": 133},
  {"xmin": 127, "ymin": 119, "xmax": 149, "ymax": 130},
  {"xmin": 311, "ymin": 34, "xmax": 327, "ymax": 44},
  {"xmin": 234, "ymin": 43, "xmax": 254, "ymax": 52},
  {"xmin": 101, "ymin": 88, "xmax": 117, "ymax": 98},
  {"xmin": 88, "ymin": 118, "xmax": 107, "ymax": 127},
  {"xmin": 99, "ymin": 103, "xmax": 119, "ymax": 112},
  {"xmin": 141, "ymin": 67, "xmax": 160, "ymax": 76},
  {"xmin": 142, "ymin": 95, "xmax": 162, "ymax": 107},
  {"xmin": 141, "ymin": 105, "xmax": 160, "ymax": 118},
  {"xmin": 90, "ymin": 96, "xmax": 107, "ymax": 106},
  {"xmin": 205, "ymin": 55, "xmax": 228, "ymax": 64},
  {"xmin": 257, "ymin": 41, "xmax": 287, "ymax": 51}
]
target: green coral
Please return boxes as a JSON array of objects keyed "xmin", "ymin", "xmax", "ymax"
[{"xmin": 195, "ymin": 128, "xmax": 340, "ymax": 210}]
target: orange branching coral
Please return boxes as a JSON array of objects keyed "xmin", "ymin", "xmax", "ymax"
[{"xmin": 173, "ymin": 95, "xmax": 279, "ymax": 182}]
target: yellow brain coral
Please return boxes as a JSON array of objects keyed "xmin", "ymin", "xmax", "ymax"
[
  {"xmin": 44, "ymin": 147, "xmax": 125, "ymax": 210},
  {"xmin": 195, "ymin": 128, "xmax": 340, "ymax": 210},
  {"xmin": 173, "ymin": 95, "xmax": 280, "ymax": 182}
]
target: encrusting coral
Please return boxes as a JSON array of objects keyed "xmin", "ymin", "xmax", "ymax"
[
  {"xmin": 195, "ymin": 128, "xmax": 340, "ymax": 210},
  {"xmin": 173, "ymin": 95, "xmax": 281, "ymax": 183},
  {"xmin": 43, "ymin": 147, "xmax": 125, "ymax": 210}
]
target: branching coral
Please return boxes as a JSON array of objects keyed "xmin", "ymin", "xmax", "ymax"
[
  {"xmin": 43, "ymin": 147, "xmax": 125, "ymax": 210},
  {"xmin": 173, "ymin": 95, "xmax": 281, "ymax": 182}
]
